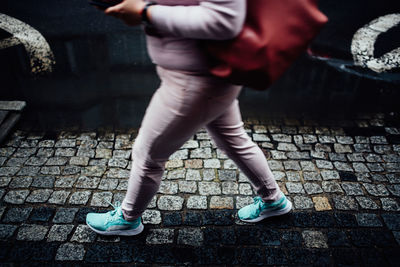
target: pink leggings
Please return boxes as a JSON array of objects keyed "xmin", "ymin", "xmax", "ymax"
[{"xmin": 122, "ymin": 67, "xmax": 281, "ymax": 220}]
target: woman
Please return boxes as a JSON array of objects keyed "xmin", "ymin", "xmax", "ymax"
[{"xmin": 86, "ymin": 0, "xmax": 292, "ymax": 236}]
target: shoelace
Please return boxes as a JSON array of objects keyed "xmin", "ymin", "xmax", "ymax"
[
  {"xmin": 104, "ymin": 201, "xmax": 122, "ymax": 225},
  {"xmin": 251, "ymin": 196, "xmax": 264, "ymax": 216}
]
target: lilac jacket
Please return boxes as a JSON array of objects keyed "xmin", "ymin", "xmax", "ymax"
[{"xmin": 147, "ymin": 0, "xmax": 246, "ymax": 72}]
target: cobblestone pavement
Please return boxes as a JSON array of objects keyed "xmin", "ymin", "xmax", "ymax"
[{"xmin": 1, "ymin": 113, "xmax": 400, "ymax": 266}]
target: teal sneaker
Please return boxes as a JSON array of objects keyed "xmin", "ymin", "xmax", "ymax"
[
  {"xmin": 86, "ymin": 203, "xmax": 144, "ymax": 236},
  {"xmin": 238, "ymin": 193, "xmax": 292, "ymax": 222}
]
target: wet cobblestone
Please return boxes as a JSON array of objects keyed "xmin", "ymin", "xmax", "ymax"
[{"xmin": 0, "ymin": 114, "xmax": 399, "ymax": 265}]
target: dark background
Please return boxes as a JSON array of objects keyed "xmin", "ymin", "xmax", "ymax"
[{"xmin": 0, "ymin": 0, "xmax": 399, "ymax": 130}]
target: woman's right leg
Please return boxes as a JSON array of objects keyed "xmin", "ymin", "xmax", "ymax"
[{"xmin": 206, "ymin": 100, "xmax": 282, "ymax": 203}]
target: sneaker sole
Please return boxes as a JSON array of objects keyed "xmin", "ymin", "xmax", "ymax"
[
  {"xmin": 239, "ymin": 199, "xmax": 293, "ymax": 223},
  {"xmin": 86, "ymin": 222, "xmax": 144, "ymax": 236}
]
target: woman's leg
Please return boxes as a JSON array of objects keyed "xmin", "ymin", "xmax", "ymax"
[{"xmin": 206, "ymin": 100, "xmax": 282, "ymax": 203}]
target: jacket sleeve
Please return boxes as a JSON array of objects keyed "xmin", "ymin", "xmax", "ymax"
[{"xmin": 149, "ymin": 0, "xmax": 246, "ymax": 40}]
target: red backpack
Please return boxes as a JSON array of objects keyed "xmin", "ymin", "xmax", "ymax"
[{"xmin": 206, "ymin": 0, "xmax": 328, "ymax": 90}]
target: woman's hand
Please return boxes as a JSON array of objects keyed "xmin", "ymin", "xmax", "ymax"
[{"xmin": 104, "ymin": 0, "xmax": 147, "ymax": 26}]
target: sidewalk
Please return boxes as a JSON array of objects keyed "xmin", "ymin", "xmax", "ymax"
[{"xmin": 0, "ymin": 113, "xmax": 399, "ymax": 266}]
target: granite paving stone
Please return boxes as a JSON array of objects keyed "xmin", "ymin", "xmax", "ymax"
[
  {"xmin": 178, "ymin": 180, "xmax": 197, "ymax": 193},
  {"xmin": 112, "ymin": 149, "xmax": 131, "ymax": 159},
  {"xmin": 76, "ymin": 176, "xmax": 100, "ymax": 189},
  {"xmin": 184, "ymin": 169, "xmax": 200, "ymax": 181},
  {"xmin": 3, "ymin": 207, "xmax": 32, "ymax": 223},
  {"xmin": 4, "ymin": 190, "xmax": 29, "ymax": 204},
  {"xmin": 270, "ymin": 150, "xmax": 287, "ymax": 159},
  {"xmin": 286, "ymin": 182, "xmax": 305, "ymax": 194},
  {"xmin": 112, "ymin": 192, "xmax": 125, "ymax": 204},
  {"xmin": 40, "ymin": 166, "xmax": 61, "ymax": 175},
  {"xmin": 26, "ymin": 189, "xmax": 53, "ymax": 203},
  {"xmin": 38, "ymin": 140, "xmax": 55, "ymax": 147},
  {"xmin": 0, "ymin": 224, "xmax": 18, "ymax": 239},
  {"xmin": 163, "ymin": 212, "xmax": 182, "ymax": 226},
  {"xmin": 31, "ymin": 176, "xmax": 55, "ymax": 188},
  {"xmin": 271, "ymin": 134, "xmax": 292, "ymax": 142},
  {"xmin": 187, "ymin": 195, "xmax": 207, "ymax": 209},
  {"xmin": 69, "ymin": 191, "xmax": 91, "ymax": 205},
  {"xmin": 387, "ymin": 184, "xmax": 400, "ymax": 196},
  {"xmin": 82, "ymin": 166, "xmax": 106, "ymax": 177},
  {"xmin": 17, "ymin": 224, "xmax": 48, "ymax": 241},
  {"xmin": 158, "ymin": 181, "xmax": 178, "ymax": 194},
  {"xmin": 342, "ymin": 182, "xmax": 364, "ymax": 195},
  {"xmin": 190, "ymin": 148, "xmax": 211, "ymax": 159},
  {"xmin": 90, "ymin": 158, "xmax": 112, "ymax": 167},
  {"xmin": 6, "ymin": 157, "xmax": 28, "ymax": 167},
  {"xmin": 347, "ymin": 153, "xmax": 365, "ymax": 162},
  {"xmin": 327, "ymin": 230, "xmax": 351, "ymax": 247},
  {"xmin": 310, "ymin": 150, "xmax": 326, "ymax": 159},
  {"xmin": 70, "ymin": 156, "xmax": 89, "ymax": 166},
  {"xmin": 210, "ymin": 196, "xmax": 234, "ymax": 209},
  {"xmin": 166, "ymin": 159, "xmax": 184, "ymax": 168},
  {"xmin": 268, "ymin": 160, "xmax": 284, "ymax": 170},
  {"xmin": 116, "ymin": 180, "xmax": 128, "ymax": 190},
  {"xmin": 223, "ymin": 159, "xmax": 237, "ymax": 169},
  {"xmin": 302, "ymin": 230, "xmax": 328, "ymax": 248},
  {"xmin": 167, "ymin": 169, "xmax": 186, "ymax": 180},
  {"xmin": 281, "ymin": 230, "xmax": 303, "ymax": 247},
  {"xmin": 356, "ymin": 196, "xmax": 380, "ymax": 210},
  {"xmin": 236, "ymin": 196, "xmax": 254, "ymax": 209},
  {"xmin": 53, "ymin": 208, "xmax": 79, "ymax": 223},
  {"xmin": 322, "ymin": 181, "xmax": 343, "ymax": 193},
  {"xmin": 0, "ymin": 176, "xmax": 11, "ymax": 187},
  {"xmin": 286, "ymin": 171, "xmax": 302, "ymax": 181},
  {"xmin": 142, "ymin": 209, "xmax": 162, "ymax": 224},
  {"xmin": 185, "ymin": 159, "xmax": 203, "ymax": 169},
  {"xmin": 356, "ymin": 213, "xmax": 383, "ymax": 227},
  {"xmin": 199, "ymin": 181, "xmax": 221, "ymax": 195},
  {"xmin": 55, "ymin": 148, "xmax": 76, "ymax": 157},
  {"xmin": 333, "ymin": 196, "xmax": 359, "ymax": 210},
  {"xmin": 304, "ymin": 183, "xmax": 323, "ymax": 194},
  {"xmin": 107, "ymin": 168, "xmax": 129, "ymax": 178},
  {"xmin": 146, "ymin": 228, "xmax": 174, "ymax": 244},
  {"xmin": 62, "ymin": 165, "xmax": 81, "ymax": 175},
  {"xmin": 47, "ymin": 224, "xmax": 75, "ymax": 242},
  {"xmin": 283, "ymin": 161, "xmax": 301, "ymax": 170},
  {"xmin": 178, "ymin": 228, "xmax": 203, "ymax": 246},
  {"xmin": 218, "ymin": 170, "xmax": 236, "ymax": 181},
  {"xmin": 380, "ymin": 197, "xmax": 400, "ymax": 211},
  {"xmin": 312, "ymin": 196, "xmax": 332, "ymax": 211},
  {"xmin": 316, "ymin": 144, "xmax": 331, "ymax": 153},
  {"xmin": 0, "ymin": 167, "xmax": 20, "ymax": 176},
  {"xmin": 9, "ymin": 177, "xmax": 33, "ymax": 188},
  {"xmin": 56, "ymin": 243, "xmax": 86, "ymax": 261},
  {"xmin": 71, "ymin": 224, "xmax": 97, "ymax": 242},
  {"xmin": 387, "ymin": 173, "xmax": 400, "ymax": 183},
  {"xmin": 29, "ymin": 207, "xmax": 55, "ymax": 222},
  {"xmin": 158, "ymin": 195, "xmax": 184, "ymax": 210},
  {"xmin": 54, "ymin": 176, "xmax": 76, "ymax": 188},
  {"xmin": 37, "ymin": 148, "xmax": 54, "ymax": 157},
  {"xmin": 363, "ymin": 183, "xmax": 389, "ymax": 196},
  {"xmin": 300, "ymin": 161, "xmax": 316, "ymax": 171},
  {"xmin": 293, "ymin": 196, "xmax": 314, "ymax": 209},
  {"xmin": 91, "ymin": 192, "xmax": 113, "ymax": 207},
  {"xmin": 239, "ymin": 183, "xmax": 253, "ymax": 195},
  {"xmin": 221, "ymin": 181, "xmax": 239, "ymax": 194}
]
